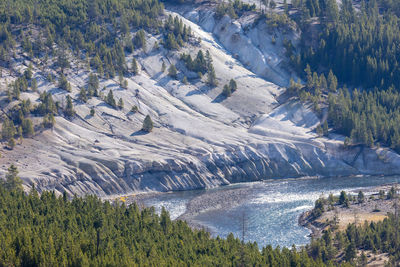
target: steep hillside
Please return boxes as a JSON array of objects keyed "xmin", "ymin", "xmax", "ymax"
[{"xmin": 1, "ymin": 2, "xmax": 400, "ymax": 197}]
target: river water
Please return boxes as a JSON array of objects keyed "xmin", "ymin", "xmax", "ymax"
[{"xmin": 140, "ymin": 175, "xmax": 400, "ymax": 249}]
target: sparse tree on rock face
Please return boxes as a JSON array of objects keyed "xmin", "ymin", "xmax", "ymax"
[
  {"xmin": 79, "ymin": 88, "xmax": 87, "ymax": 102},
  {"xmin": 207, "ymin": 64, "xmax": 217, "ymax": 87},
  {"xmin": 229, "ymin": 79, "xmax": 237, "ymax": 92},
  {"xmin": 88, "ymin": 73, "xmax": 99, "ymax": 97},
  {"xmin": 131, "ymin": 105, "xmax": 139, "ymax": 113},
  {"xmin": 1, "ymin": 117, "xmax": 16, "ymax": 141},
  {"xmin": 168, "ymin": 64, "xmax": 177, "ymax": 79},
  {"xmin": 323, "ymin": 121, "xmax": 329, "ymax": 136},
  {"xmin": 8, "ymin": 137, "xmax": 15, "ymax": 150},
  {"xmin": 57, "ymin": 50, "xmax": 70, "ymax": 73},
  {"xmin": 118, "ymin": 98, "xmax": 124, "ymax": 109},
  {"xmin": 42, "ymin": 114, "xmax": 55, "ymax": 128},
  {"xmin": 223, "ymin": 84, "xmax": 231, "ymax": 97},
  {"xmin": 58, "ymin": 74, "xmax": 71, "ymax": 92},
  {"xmin": 106, "ymin": 90, "xmax": 116, "ymax": 108},
  {"xmin": 142, "ymin": 115, "xmax": 153, "ymax": 132},
  {"xmin": 2, "ymin": 164, "xmax": 22, "ymax": 191},
  {"xmin": 131, "ymin": 58, "xmax": 138, "ymax": 75},
  {"xmin": 64, "ymin": 95, "xmax": 75, "ymax": 117},
  {"xmin": 316, "ymin": 124, "xmax": 323, "ymax": 136},
  {"xmin": 22, "ymin": 118, "xmax": 34, "ymax": 136}
]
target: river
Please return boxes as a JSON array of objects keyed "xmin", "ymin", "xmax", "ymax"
[{"xmin": 138, "ymin": 175, "xmax": 400, "ymax": 248}]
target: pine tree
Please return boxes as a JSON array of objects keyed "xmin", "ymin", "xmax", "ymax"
[
  {"xmin": 79, "ymin": 88, "xmax": 87, "ymax": 102},
  {"xmin": 344, "ymin": 243, "xmax": 356, "ymax": 262},
  {"xmin": 118, "ymin": 98, "xmax": 124, "ymax": 109},
  {"xmin": 316, "ymin": 124, "xmax": 323, "ymax": 136},
  {"xmin": 339, "ymin": 191, "xmax": 349, "ymax": 206},
  {"xmin": 58, "ymin": 74, "xmax": 71, "ymax": 92},
  {"xmin": 223, "ymin": 84, "xmax": 231, "ymax": 97},
  {"xmin": 118, "ymin": 72, "xmax": 124, "ymax": 87},
  {"xmin": 134, "ymin": 30, "xmax": 146, "ymax": 50},
  {"xmin": 207, "ymin": 64, "xmax": 217, "ymax": 87},
  {"xmin": 1, "ymin": 117, "xmax": 16, "ymax": 140},
  {"xmin": 358, "ymin": 191, "xmax": 364, "ymax": 203},
  {"xmin": 106, "ymin": 90, "xmax": 116, "ymax": 108},
  {"xmin": 31, "ymin": 78, "xmax": 37, "ymax": 91},
  {"xmin": 165, "ymin": 33, "xmax": 178, "ymax": 50},
  {"xmin": 24, "ymin": 63, "xmax": 33, "ymax": 80},
  {"xmin": 229, "ymin": 79, "xmax": 237, "ymax": 92},
  {"xmin": 168, "ymin": 64, "xmax": 177, "ymax": 79},
  {"xmin": 319, "ymin": 73, "xmax": 327, "ymax": 90},
  {"xmin": 88, "ymin": 73, "xmax": 99, "ymax": 97},
  {"xmin": 305, "ymin": 64, "xmax": 313, "ymax": 89},
  {"xmin": 43, "ymin": 114, "xmax": 55, "ymax": 128},
  {"xmin": 122, "ymin": 79, "xmax": 128, "ymax": 89},
  {"xmin": 142, "ymin": 115, "xmax": 153, "ymax": 132},
  {"xmin": 323, "ymin": 121, "xmax": 329, "ymax": 136},
  {"xmin": 57, "ymin": 50, "xmax": 70, "ymax": 73},
  {"xmin": 131, "ymin": 106, "xmax": 139, "ymax": 113},
  {"xmin": 22, "ymin": 118, "xmax": 34, "ymax": 136},
  {"xmin": 205, "ymin": 50, "xmax": 213, "ymax": 70},
  {"xmin": 64, "ymin": 96, "xmax": 75, "ymax": 117},
  {"xmin": 17, "ymin": 126, "xmax": 22, "ymax": 140},
  {"xmin": 8, "ymin": 137, "xmax": 15, "ymax": 150},
  {"xmin": 327, "ymin": 70, "xmax": 337, "ymax": 92},
  {"xmin": 131, "ymin": 58, "xmax": 138, "ymax": 75},
  {"xmin": 3, "ymin": 164, "xmax": 22, "ymax": 191}
]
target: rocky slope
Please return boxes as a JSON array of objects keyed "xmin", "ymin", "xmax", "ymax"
[{"xmin": 1, "ymin": 4, "xmax": 400, "ymax": 197}]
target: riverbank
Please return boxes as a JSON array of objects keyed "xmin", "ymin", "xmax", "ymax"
[
  {"xmin": 122, "ymin": 176, "xmax": 400, "ymax": 249},
  {"xmin": 299, "ymin": 183, "xmax": 400, "ymax": 266},
  {"xmin": 125, "ymin": 183, "xmax": 258, "ymax": 230},
  {"xmin": 300, "ymin": 182, "xmax": 400, "ymax": 239}
]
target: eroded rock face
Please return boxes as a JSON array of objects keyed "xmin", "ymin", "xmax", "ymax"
[
  {"xmin": 2, "ymin": 6, "xmax": 400, "ymax": 197},
  {"xmin": 183, "ymin": 6, "xmax": 299, "ymax": 87}
]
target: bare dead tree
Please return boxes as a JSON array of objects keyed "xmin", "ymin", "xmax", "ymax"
[
  {"xmin": 240, "ymin": 211, "xmax": 247, "ymax": 267},
  {"xmin": 241, "ymin": 211, "xmax": 246, "ymax": 244},
  {"xmin": 353, "ymin": 208, "xmax": 359, "ymax": 226}
]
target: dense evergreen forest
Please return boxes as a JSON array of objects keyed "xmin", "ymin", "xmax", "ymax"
[
  {"xmin": 296, "ymin": 0, "xmax": 400, "ymax": 90},
  {"xmin": 0, "ymin": 165, "xmax": 332, "ymax": 266},
  {"xmin": 3, "ymin": 164, "xmax": 400, "ymax": 265},
  {"xmin": 286, "ymin": 0, "xmax": 400, "ymax": 151}
]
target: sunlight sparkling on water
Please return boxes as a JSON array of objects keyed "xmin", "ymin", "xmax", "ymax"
[{"xmin": 142, "ymin": 175, "xmax": 400, "ymax": 248}]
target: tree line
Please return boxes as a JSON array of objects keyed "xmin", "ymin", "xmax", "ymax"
[
  {"xmin": 309, "ymin": 188, "xmax": 400, "ymax": 265},
  {"xmin": 0, "ymin": 165, "xmax": 330, "ymax": 267}
]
